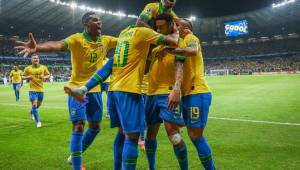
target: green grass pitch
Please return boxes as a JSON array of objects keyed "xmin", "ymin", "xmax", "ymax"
[{"xmin": 0, "ymin": 74, "xmax": 300, "ymax": 170}]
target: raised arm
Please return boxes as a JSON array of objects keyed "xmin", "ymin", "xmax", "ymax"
[{"xmin": 15, "ymin": 33, "xmax": 65, "ymax": 57}]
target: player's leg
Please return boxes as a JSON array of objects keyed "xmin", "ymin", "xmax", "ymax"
[
  {"xmin": 82, "ymin": 93, "xmax": 102, "ymax": 153},
  {"xmin": 12, "ymin": 83, "xmax": 17, "ymax": 101},
  {"xmin": 184, "ymin": 93, "xmax": 216, "ymax": 170},
  {"xmin": 15, "ymin": 83, "xmax": 21, "ymax": 101},
  {"xmin": 164, "ymin": 122, "xmax": 188, "ymax": 170},
  {"xmin": 68, "ymin": 95, "xmax": 88, "ymax": 170},
  {"xmin": 112, "ymin": 92, "xmax": 144, "ymax": 170},
  {"xmin": 29, "ymin": 91, "xmax": 41, "ymax": 127},
  {"xmin": 144, "ymin": 95, "xmax": 162, "ymax": 170},
  {"xmin": 145, "ymin": 123, "xmax": 160, "ymax": 170},
  {"xmin": 109, "ymin": 92, "xmax": 124, "ymax": 170},
  {"xmin": 157, "ymin": 95, "xmax": 188, "ymax": 170}
]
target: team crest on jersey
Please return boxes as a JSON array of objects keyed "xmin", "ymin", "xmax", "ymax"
[
  {"xmin": 145, "ymin": 9, "xmax": 152, "ymax": 15},
  {"xmin": 98, "ymin": 44, "xmax": 104, "ymax": 52}
]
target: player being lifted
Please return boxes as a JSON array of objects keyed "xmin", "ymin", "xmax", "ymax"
[
  {"xmin": 138, "ymin": 0, "xmax": 178, "ymax": 28},
  {"xmin": 164, "ymin": 18, "xmax": 216, "ymax": 170},
  {"xmin": 143, "ymin": 13, "xmax": 188, "ymax": 170},
  {"xmin": 15, "ymin": 12, "xmax": 117, "ymax": 170},
  {"xmin": 64, "ymin": 19, "xmax": 180, "ymax": 170},
  {"xmin": 10, "ymin": 65, "xmax": 23, "ymax": 101},
  {"xmin": 22, "ymin": 54, "xmax": 50, "ymax": 128}
]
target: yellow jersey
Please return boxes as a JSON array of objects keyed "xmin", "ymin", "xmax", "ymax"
[
  {"xmin": 140, "ymin": 2, "xmax": 178, "ymax": 22},
  {"xmin": 141, "ymin": 74, "xmax": 149, "ymax": 95},
  {"xmin": 181, "ymin": 33, "xmax": 210, "ymax": 96},
  {"xmin": 10, "ymin": 70, "xmax": 23, "ymax": 83},
  {"xmin": 23, "ymin": 65, "xmax": 50, "ymax": 92},
  {"xmin": 109, "ymin": 26, "xmax": 165, "ymax": 94},
  {"xmin": 148, "ymin": 39, "xmax": 185, "ymax": 95},
  {"xmin": 64, "ymin": 32, "xmax": 117, "ymax": 92}
]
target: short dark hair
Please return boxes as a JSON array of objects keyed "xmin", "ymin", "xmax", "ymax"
[
  {"xmin": 82, "ymin": 12, "xmax": 97, "ymax": 24},
  {"xmin": 155, "ymin": 13, "xmax": 174, "ymax": 25},
  {"xmin": 182, "ymin": 18, "xmax": 193, "ymax": 31}
]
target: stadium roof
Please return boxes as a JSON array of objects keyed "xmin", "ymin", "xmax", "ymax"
[{"xmin": 0, "ymin": 0, "xmax": 300, "ymax": 40}]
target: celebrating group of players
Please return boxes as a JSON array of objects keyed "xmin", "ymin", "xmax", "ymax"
[{"xmin": 14, "ymin": 0, "xmax": 216, "ymax": 169}]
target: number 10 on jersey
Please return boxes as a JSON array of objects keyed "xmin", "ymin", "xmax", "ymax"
[{"xmin": 113, "ymin": 41, "xmax": 129, "ymax": 67}]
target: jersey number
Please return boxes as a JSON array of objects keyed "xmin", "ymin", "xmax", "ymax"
[
  {"xmin": 190, "ymin": 107, "xmax": 200, "ymax": 120},
  {"xmin": 113, "ymin": 41, "xmax": 129, "ymax": 67},
  {"xmin": 90, "ymin": 53, "xmax": 98, "ymax": 63}
]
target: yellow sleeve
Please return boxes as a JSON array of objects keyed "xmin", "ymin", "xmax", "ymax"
[
  {"xmin": 64, "ymin": 34, "xmax": 79, "ymax": 51},
  {"xmin": 23, "ymin": 67, "xmax": 29, "ymax": 76},
  {"xmin": 139, "ymin": 3, "xmax": 156, "ymax": 22},
  {"xmin": 43, "ymin": 66, "xmax": 50, "ymax": 76},
  {"xmin": 171, "ymin": 11, "xmax": 179, "ymax": 20},
  {"xmin": 9, "ymin": 71, "xmax": 13, "ymax": 77},
  {"xmin": 185, "ymin": 35, "xmax": 200, "ymax": 51},
  {"xmin": 175, "ymin": 39, "xmax": 186, "ymax": 61},
  {"xmin": 106, "ymin": 36, "xmax": 118, "ymax": 49},
  {"xmin": 141, "ymin": 28, "xmax": 165, "ymax": 45}
]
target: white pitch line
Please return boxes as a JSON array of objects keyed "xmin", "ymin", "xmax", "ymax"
[
  {"xmin": 209, "ymin": 116, "xmax": 300, "ymax": 126},
  {"xmin": 1, "ymin": 103, "xmax": 300, "ymax": 127}
]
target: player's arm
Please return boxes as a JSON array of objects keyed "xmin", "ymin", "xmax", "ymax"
[
  {"xmin": 15, "ymin": 33, "xmax": 65, "ymax": 57},
  {"xmin": 42, "ymin": 67, "xmax": 50, "ymax": 80},
  {"xmin": 21, "ymin": 68, "xmax": 33, "ymax": 80},
  {"xmin": 168, "ymin": 56, "xmax": 185, "ymax": 111},
  {"xmin": 165, "ymin": 37, "xmax": 199, "ymax": 56},
  {"xmin": 136, "ymin": 4, "xmax": 154, "ymax": 28}
]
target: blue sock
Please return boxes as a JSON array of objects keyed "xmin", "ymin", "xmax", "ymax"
[
  {"xmin": 85, "ymin": 57, "xmax": 113, "ymax": 91},
  {"xmin": 122, "ymin": 138, "xmax": 138, "ymax": 170},
  {"xmin": 192, "ymin": 137, "xmax": 216, "ymax": 170},
  {"xmin": 16, "ymin": 91, "xmax": 20, "ymax": 101},
  {"xmin": 114, "ymin": 133, "xmax": 125, "ymax": 170},
  {"xmin": 82, "ymin": 128, "xmax": 100, "ymax": 153},
  {"xmin": 70, "ymin": 132, "xmax": 83, "ymax": 170},
  {"xmin": 145, "ymin": 139, "xmax": 157, "ymax": 170},
  {"xmin": 31, "ymin": 105, "xmax": 40, "ymax": 123},
  {"xmin": 173, "ymin": 144, "xmax": 188, "ymax": 170},
  {"xmin": 140, "ymin": 131, "xmax": 145, "ymax": 142}
]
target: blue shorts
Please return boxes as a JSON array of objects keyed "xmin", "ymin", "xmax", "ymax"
[
  {"xmin": 145, "ymin": 95, "xmax": 184, "ymax": 126},
  {"xmin": 29, "ymin": 91, "xmax": 44, "ymax": 102},
  {"xmin": 101, "ymin": 82, "xmax": 109, "ymax": 93},
  {"xmin": 109, "ymin": 91, "xmax": 145, "ymax": 134},
  {"xmin": 13, "ymin": 83, "xmax": 21, "ymax": 91},
  {"xmin": 68, "ymin": 92, "xmax": 103, "ymax": 122},
  {"xmin": 181, "ymin": 93, "xmax": 212, "ymax": 128},
  {"xmin": 142, "ymin": 94, "xmax": 148, "ymax": 105}
]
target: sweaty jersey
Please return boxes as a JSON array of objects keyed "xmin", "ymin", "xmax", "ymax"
[
  {"xmin": 64, "ymin": 32, "xmax": 117, "ymax": 92},
  {"xmin": 23, "ymin": 65, "xmax": 50, "ymax": 92},
  {"xmin": 140, "ymin": 2, "xmax": 178, "ymax": 23},
  {"xmin": 181, "ymin": 33, "xmax": 210, "ymax": 96},
  {"xmin": 148, "ymin": 39, "xmax": 185, "ymax": 95},
  {"xmin": 10, "ymin": 70, "xmax": 23, "ymax": 83},
  {"xmin": 109, "ymin": 26, "xmax": 164, "ymax": 94}
]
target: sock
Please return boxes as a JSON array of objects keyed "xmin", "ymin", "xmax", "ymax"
[
  {"xmin": 70, "ymin": 132, "xmax": 83, "ymax": 170},
  {"xmin": 145, "ymin": 139, "xmax": 157, "ymax": 170},
  {"xmin": 122, "ymin": 138, "xmax": 138, "ymax": 170},
  {"xmin": 31, "ymin": 105, "xmax": 40, "ymax": 123},
  {"xmin": 192, "ymin": 137, "xmax": 216, "ymax": 170},
  {"xmin": 114, "ymin": 133, "xmax": 125, "ymax": 170},
  {"xmin": 16, "ymin": 91, "xmax": 20, "ymax": 100},
  {"xmin": 173, "ymin": 144, "xmax": 188, "ymax": 170},
  {"xmin": 85, "ymin": 57, "xmax": 113, "ymax": 91},
  {"xmin": 82, "ymin": 128, "xmax": 100, "ymax": 153},
  {"xmin": 140, "ymin": 131, "xmax": 145, "ymax": 142}
]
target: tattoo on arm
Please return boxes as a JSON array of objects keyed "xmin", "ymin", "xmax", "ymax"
[{"xmin": 174, "ymin": 61, "xmax": 184, "ymax": 91}]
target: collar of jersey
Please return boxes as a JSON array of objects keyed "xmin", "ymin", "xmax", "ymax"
[
  {"xmin": 82, "ymin": 31, "xmax": 101, "ymax": 43},
  {"xmin": 159, "ymin": 2, "xmax": 172, "ymax": 14},
  {"xmin": 32, "ymin": 64, "xmax": 40, "ymax": 68}
]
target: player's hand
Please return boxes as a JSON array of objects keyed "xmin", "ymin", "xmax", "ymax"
[
  {"xmin": 168, "ymin": 89, "xmax": 180, "ymax": 111},
  {"xmin": 15, "ymin": 33, "xmax": 37, "ymax": 58}
]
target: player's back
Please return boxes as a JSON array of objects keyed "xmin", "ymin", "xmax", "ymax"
[{"xmin": 109, "ymin": 26, "xmax": 164, "ymax": 94}]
